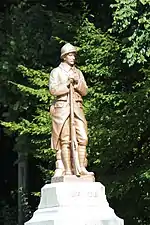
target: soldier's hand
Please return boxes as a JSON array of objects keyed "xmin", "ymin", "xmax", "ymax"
[
  {"xmin": 67, "ymin": 78, "xmax": 73, "ymax": 87},
  {"xmin": 68, "ymin": 74, "xmax": 78, "ymax": 84},
  {"xmin": 67, "ymin": 78, "xmax": 74, "ymax": 87},
  {"xmin": 73, "ymin": 75, "xmax": 79, "ymax": 84}
]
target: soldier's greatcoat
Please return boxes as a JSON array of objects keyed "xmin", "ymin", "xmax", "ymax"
[{"xmin": 49, "ymin": 62, "xmax": 88, "ymax": 150}]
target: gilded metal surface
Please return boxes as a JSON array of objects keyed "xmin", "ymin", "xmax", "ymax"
[
  {"xmin": 49, "ymin": 44, "xmax": 94, "ymax": 177},
  {"xmin": 60, "ymin": 43, "xmax": 77, "ymax": 58}
]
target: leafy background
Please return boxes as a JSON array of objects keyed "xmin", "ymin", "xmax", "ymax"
[{"xmin": 0, "ymin": 0, "xmax": 150, "ymax": 224}]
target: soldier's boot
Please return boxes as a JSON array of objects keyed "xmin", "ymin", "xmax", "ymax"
[
  {"xmin": 61, "ymin": 144, "xmax": 72, "ymax": 175},
  {"xmin": 79, "ymin": 145, "xmax": 94, "ymax": 176},
  {"xmin": 53, "ymin": 149, "xmax": 65, "ymax": 177}
]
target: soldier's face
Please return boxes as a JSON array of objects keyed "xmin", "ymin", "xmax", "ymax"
[{"xmin": 64, "ymin": 52, "xmax": 76, "ymax": 66}]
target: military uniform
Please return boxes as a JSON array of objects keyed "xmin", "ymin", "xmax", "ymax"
[
  {"xmin": 49, "ymin": 62, "xmax": 88, "ymax": 149},
  {"xmin": 49, "ymin": 43, "xmax": 92, "ymax": 176}
]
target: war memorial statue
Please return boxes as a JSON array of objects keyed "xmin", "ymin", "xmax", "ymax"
[
  {"xmin": 25, "ymin": 43, "xmax": 124, "ymax": 225},
  {"xmin": 49, "ymin": 43, "xmax": 93, "ymax": 178}
]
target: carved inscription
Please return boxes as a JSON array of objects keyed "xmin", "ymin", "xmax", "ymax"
[
  {"xmin": 87, "ymin": 191, "xmax": 98, "ymax": 198},
  {"xmin": 71, "ymin": 191, "xmax": 98, "ymax": 198},
  {"xmin": 71, "ymin": 191, "xmax": 80, "ymax": 197}
]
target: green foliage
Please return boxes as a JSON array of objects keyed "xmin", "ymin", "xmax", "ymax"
[
  {"xmin": 0, "ymin": 1, "xmax": 150, "ymax": 225},
  {"xmin": 76, "ymin": 17, "xmax": 150, "ymax": 225},
  {"xmin": 0, "ymin": 202, "xmax": 17, "ymax": 225},
  {"xmin": 19, "ymin": 188, "xmax": 32, "ymax": 222},
  {"xmin": 0, "ymin": 1, "xmax": 78, "ymax": 174},
  {"xmin": 110, "ymin": 0, "xmax": 150, "ymax": 66}
]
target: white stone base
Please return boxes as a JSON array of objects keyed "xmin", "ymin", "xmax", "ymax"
[{"xmin": 25, "ymin": 182, "xmax": 124, "ymax": 225}]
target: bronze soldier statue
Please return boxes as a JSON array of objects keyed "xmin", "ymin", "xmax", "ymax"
[{"xmin": 49, "ymin": 43, "xmax": 93, "ymax": 177}]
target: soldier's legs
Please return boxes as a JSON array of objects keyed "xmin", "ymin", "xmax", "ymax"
[
  {"xmin": 74, "ymin": 116, "xmax": 88, "ymax": 146},
  {"xmin": 60, "ymin": 117, "xmax": 72, "ymax": 175},
  {"xmin": 75, "ymin": 116, "xmax": 93, "ymax": 175},
  {"xmin": 53, "ymin": 149, "xmax": 65, "ymax": 177},
  {"xmin": 59, "ymin": 116, "xmax": 93, "ymax": 176}
]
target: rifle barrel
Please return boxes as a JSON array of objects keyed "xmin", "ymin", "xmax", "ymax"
[{"xmin": 69, "ymin": 82, "xmax": 80, "ymax": 176}]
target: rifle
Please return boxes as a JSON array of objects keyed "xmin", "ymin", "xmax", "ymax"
[{"xmin": 69, "ymin": 80, "xmax": 81, "ymax": 177}]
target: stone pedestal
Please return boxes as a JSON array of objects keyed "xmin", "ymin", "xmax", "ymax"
[{"xmin": 25, "ymin": 176, "xmax": 124, "ymax": 225}]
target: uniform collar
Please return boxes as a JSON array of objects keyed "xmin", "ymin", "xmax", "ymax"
[{"xmin": 59, "ymin": 62, "xmax": 76, "ymax": 73}]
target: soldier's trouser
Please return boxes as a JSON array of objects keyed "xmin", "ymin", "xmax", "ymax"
[
  {"xmin": 60, "ymin": 115, "xmax": 88, "ymax": 146},
  {"xmin": 60, "ymin": 115, "xmax": 88, "ymax": 173}
]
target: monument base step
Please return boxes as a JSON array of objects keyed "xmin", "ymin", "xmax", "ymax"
[
  {"xmin": 51, "ymin": 174, "xmax": 95, "ymax": 183},
  {"xmin": 25, "ymin": 182, "xmax": 124, "ymax": 225}
]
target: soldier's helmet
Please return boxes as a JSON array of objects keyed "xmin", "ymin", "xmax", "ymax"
[{"xmin": 61, "ymin": 43, "xmax": 77, "ymax": 58}]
